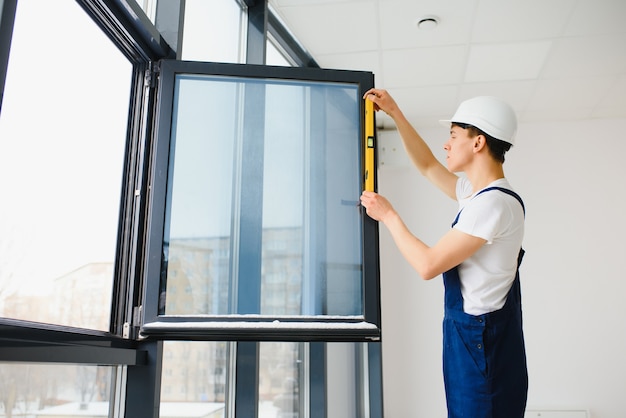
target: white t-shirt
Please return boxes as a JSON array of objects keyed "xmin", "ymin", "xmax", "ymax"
[{"xmin": 453, "ymin": 177, "xmax": 525, "ymax": 315}]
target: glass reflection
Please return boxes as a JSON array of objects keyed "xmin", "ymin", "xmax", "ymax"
[
  {"xmin": 0, "ymin": 363, "xmax": 114, "ymax": 416},
  {"xmin": 160, "ymin": 341, "xmax": 228, "ymax": 417},
  {"xmin": 259, "ymin": 342, "xmax": 301, "ymax": 417}
]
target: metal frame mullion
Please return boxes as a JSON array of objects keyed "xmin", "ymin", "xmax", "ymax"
[
  {"xmin": 245, "ymin": 0, "xmax": 267, "ymax": 65},
  {"xmin": 367, "ymin": 343, "xmax": 384, "ymax": 418},
  {"xmin": 234, "ymin": 341, "xmax": 260, "ymax": 417},
  {"xmin": 124, "ymin": 340, "xmax": 164, "ymax": 418},
  {"xmin": 309, "ymin": 342, "xmax": 327, "ymax": 418},
  {"xmin": 154, "ymin": 0, "xmax": 185, "ymax": 58}
]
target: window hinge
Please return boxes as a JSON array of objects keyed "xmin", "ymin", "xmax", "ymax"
[
  {"xmin": 122, "ymin": 322, "xmax": 131, "ymax": 339},
  {"xmin": 133, "ymin": 305, "xmax": 143, "ymax": 325},
  {"xmin": 122, "ymin": 305, "xmax": 143, "ymax": 339},
  {"xmin": 145, "ymin": 61, "xmax": 160, "ymax": 88}
]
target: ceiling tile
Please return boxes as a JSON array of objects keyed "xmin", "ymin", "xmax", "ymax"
[
  {"xmin": 272, "ymin": 1, "xmax": 378, "ymax": 56},
  {"xmin": 541, "ymin": 35, "xmax": 626, "ymax": 79},
  {"xmin": 593, "ymin": 75, "xmax": 626, "ymax": 118},
  {"xmin": 458, "ymin": 80, "xmax": 537, "ymax": 113},
  {"xmin": 471, "ymin": 0, "xmax": 575, "ymax": 43},
  {"xmin": 563, "ymin": 0, "xmax": 626, "ymax": 36},
  {"xmin": 522, "ymin": 107, "xmax": 591, "ymax": 123},
  {"xmin": 381, "ymin": 45, "xmax": 467, "ymax": 88},
  {"xmin": 528, "ymin": 77, "xmax": 615, "ymax": 113},
  {"xmin": 386, "ymin": 84, "xmax": 460, "ymax": 127},
  {"xmin": 464, "ymin": 41, "xmax": 552, "ymax": 82}
]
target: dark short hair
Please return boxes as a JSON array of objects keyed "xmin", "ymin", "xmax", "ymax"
[{"xmin": 452, "ymin": 122, "xmax": 511, "ymax": 163}]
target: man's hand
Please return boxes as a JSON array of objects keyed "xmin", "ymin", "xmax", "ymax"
[
  {"xmin": 363, "ymin": 88, "xmax": 400, "ymax": 118},
  {"xmin": 360, "ymin": 190, "xmax": 396, "ymax": 223}
]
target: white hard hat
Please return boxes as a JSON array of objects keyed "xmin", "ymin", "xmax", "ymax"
[{"xmin": 440, "ymin": 96, "xmax": 518, "ymax": 145}]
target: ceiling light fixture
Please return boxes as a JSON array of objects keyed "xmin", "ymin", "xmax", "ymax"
[{"xmin": 416, "ymin": 15, "xmax": 439, "ymax": 31}]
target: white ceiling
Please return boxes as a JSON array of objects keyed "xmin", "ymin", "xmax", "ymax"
[{"xmin": 269, "ymin": 0, "xmax": 626, "ymax": 130}]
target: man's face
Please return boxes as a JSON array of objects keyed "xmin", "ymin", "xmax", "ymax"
[{"xmin": 444, "ymin": 125, "xmax": 474, "ymax": 172}]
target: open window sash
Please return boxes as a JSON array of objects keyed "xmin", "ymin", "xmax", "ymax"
[{"xmin": 141, "ymin": 60, "xmax": 379, "ymax": 342}]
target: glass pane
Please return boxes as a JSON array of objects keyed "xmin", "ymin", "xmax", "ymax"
[
  {"xmin": 0, "ymin": 0, "xmax": 131, "ymax": 329},
  {"xmin": 327, "ymin": 343, "xmax": 365, "ymax": 418},
  {"xmin": 161, "ymin": 75, "xmax": 362, "ymax": 317},
  {"xmin": 160, "ymin": 341, "xmax": 228, "ymax": 417},
  {"xmin": 181, "ymin": 0, "xmax": 244, "ymax": 63},
  {"xmin": 0, "ymin": 363, "xmax": 115, "ymax": 416},
  {"xmin": 259, "ymin": 342, "xmax": 302, "ymax": 417}
]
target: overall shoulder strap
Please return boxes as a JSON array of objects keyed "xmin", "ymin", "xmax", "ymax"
[
  {"xmin": 451, "ymin": 186, "xmax": 525, "ymax": 227},
  {"xmin": 476, "ymin": 186, "xmax": 525, "ymax": 216},
  {"xmin": 475, "ymin": 187, "xmax": 526, "ymax": 267}
]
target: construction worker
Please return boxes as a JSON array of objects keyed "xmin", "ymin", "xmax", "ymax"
[{"xmin": 360, "ymin": 89, "xmax": 527, "ymax": 417}]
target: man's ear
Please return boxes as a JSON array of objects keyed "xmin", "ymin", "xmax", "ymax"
[{"xmin": 473, "ymin": 135, "xmax": 486, "ymax": 152}]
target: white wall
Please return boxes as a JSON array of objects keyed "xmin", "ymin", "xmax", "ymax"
[{"xmin": 378, "ymin": 118, "xmax": 626, "ymax": 418}]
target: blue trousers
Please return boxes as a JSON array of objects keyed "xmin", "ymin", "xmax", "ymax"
[
  {"xmin": 442, "ymin": 290, "xmax": 528, "ymax": 417},
  {"xmin": 443, "ymin": 187, "xmax": 528, "ymax": 417}
]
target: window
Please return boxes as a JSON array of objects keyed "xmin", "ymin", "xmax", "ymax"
[
  {"xmin": 0, "ymin": 0, "xmax": 131, "ymax": 330},
  {"xmin": 140, "ymin": 60, "xmax": 380, "ymax": 342}
]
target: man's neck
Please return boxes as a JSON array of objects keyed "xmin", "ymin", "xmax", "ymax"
[{"xmin": 466, "ymin": 161, "xmax": 505, "ymax": 192}]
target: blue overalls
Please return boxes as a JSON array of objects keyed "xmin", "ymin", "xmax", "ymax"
[{"xmin": 442, "ymin": 187, "xmax": 528, "ymax": 418}]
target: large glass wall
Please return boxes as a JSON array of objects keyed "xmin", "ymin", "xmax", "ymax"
[{"xmin": 0, "ymin": 1, "xmax": 383, "ymax": 418}]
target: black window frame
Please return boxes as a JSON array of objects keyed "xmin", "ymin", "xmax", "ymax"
[{"xmin": 139, "ymin": 59, "xmax": 381, "ymax": 343}]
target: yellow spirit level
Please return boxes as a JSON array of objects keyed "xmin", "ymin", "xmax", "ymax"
[{"xmin": 364, "ymin": 98, "xmax": 375, "ymax": 192}]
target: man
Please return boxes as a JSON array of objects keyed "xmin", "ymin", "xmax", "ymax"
[{"xmin": 360, "ymin": 89, "xmax": 528, "ymax": 417}]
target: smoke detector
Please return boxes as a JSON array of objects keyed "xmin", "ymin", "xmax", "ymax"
[{"xmin": 416, "ymin": 16, "xmax": 439, "ymax": 30}]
